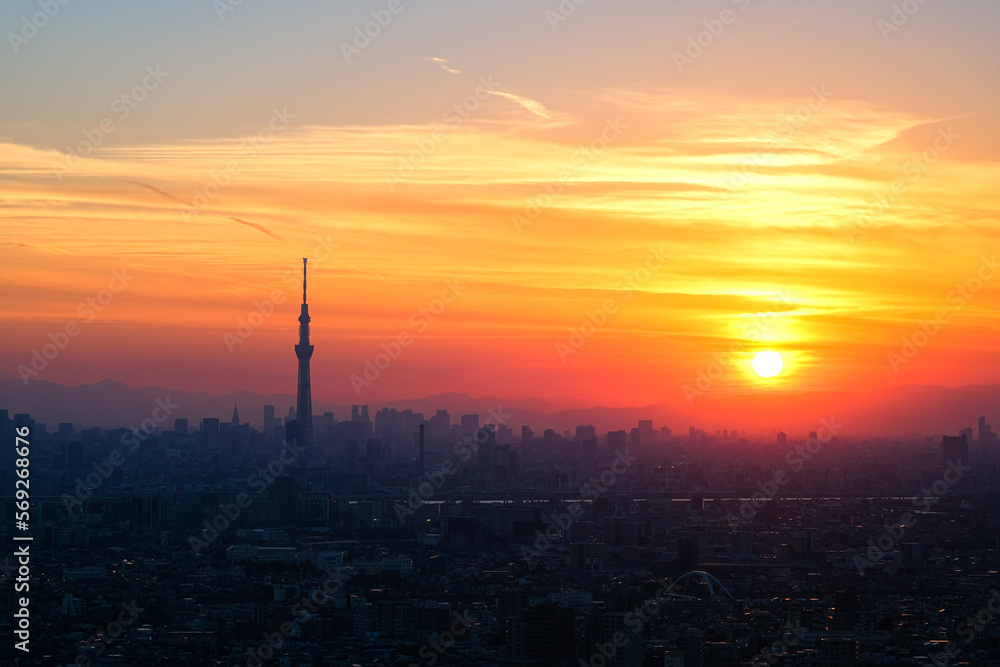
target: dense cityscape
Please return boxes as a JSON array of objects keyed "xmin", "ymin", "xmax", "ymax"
[{"xmin": 2, "ymin": 401, "xmax": 998, "ymax": 666}]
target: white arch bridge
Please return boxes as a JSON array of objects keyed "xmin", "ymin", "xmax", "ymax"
[{"xmin": 663, "ymin": 570, "xmax": 735, "ymax": 600}]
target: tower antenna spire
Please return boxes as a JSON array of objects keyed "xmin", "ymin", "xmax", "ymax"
[{"xmin": 295, "ymin": 257, "xmax": 314, "ymax": 451}]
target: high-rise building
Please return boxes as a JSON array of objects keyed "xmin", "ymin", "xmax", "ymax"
[
  {"xmin": 477, "ymin": 425, "xmax": 495, "ymax": 477},
  {"xmin": 979, "ymin": 416, "xmax": 992, "ymax": 441},
  {"xmin": 577, "ymin": 425, "xmax": 597, "ymax": 458},
  {"xmin": 429, "ymin": 409, "xmax": 450, "ymax": 440},
  {"xmin": 295, "ymin": 258, "xmax": 314, "ymax": 450},
  {"xmin": 322, "ymin": 411, "xmax": 336, "ymax": 435},
  {"xmin": 202, "ymin": 418, "xmax": 220, "ymax": 447},
  {"xmin": 600, "ymin": 612, "xmax": 642, "ymax": 667},
  {"xmin": 64, "ymin": 441, "xmax": 84, "ymax": 469},
  {"xmin": 519, "ymin": 605, "xmax": 575, "ymax": 663},
  {"xmin": 263, "ymin": 405, "xmax": 275, "ymax": 433},
  {"xmin": 418, "ymin": 424, "xmax": 425, "ymax": 473},
  {"xmin": 677, "ymin": 535, "xmax": 699, "ymax": 570},
  {"xmin": 232, "ymin": 403, "xmax": 240, "ymax": 428},
  {"xmin": 942, "ymin": 434, "xmax": 969, "ymax": 467},
  {"xmin": 461, "ymin": 414, "xmax": 479, "ymax": 436},
  {"xmin": 638, "ymin": 419, "xmax": 654, "ymax": 443},
  {"xmin": 607, "ymin": 430, "xmax": 627, "ymax": 451},
  {"xmin": 570, "ymin": 542, "xmax": 605, "ymax": 570},
  {"xmin": 817, "ymin": 637, "xmax": 856, "ymax": 667}
]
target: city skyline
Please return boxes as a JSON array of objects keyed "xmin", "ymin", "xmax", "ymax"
[{"xmin": 6, "ymin": 254, "xmax": 1000, "ymax": 436}]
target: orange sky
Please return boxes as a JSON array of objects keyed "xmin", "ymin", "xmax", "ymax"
[{"xmin": 2, "ymin": 1, "xmax": 999, "ymax": 411}]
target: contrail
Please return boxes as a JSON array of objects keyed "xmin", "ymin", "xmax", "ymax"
[
  {"xmin": 229, "ymin": 217, "xmax": 283, "ymax": 241},
  {"xmin": 119, "ymin": 179, "xmax": 188, "ymax": 205}
]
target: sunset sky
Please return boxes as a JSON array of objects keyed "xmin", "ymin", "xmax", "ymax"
[{"xmin": 2, "ymin": 0, "xmax": 1000, "ymax": 411}]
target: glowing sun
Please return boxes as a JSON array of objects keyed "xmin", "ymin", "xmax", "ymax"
[{"xmin": 751, "ymin": 351, "xmax": 784, "ymax": 378}]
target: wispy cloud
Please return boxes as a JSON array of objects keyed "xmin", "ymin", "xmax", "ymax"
[
  {"xmin": 484, "ymin": 90, "xmax": 553, "ymax": 119},
  {"xmin": 423, "ymin": 56, "xmax": 461, "ymax": 75},
  {"xmin": 1, "ymin": 88, "xmax": 996, "ymax": 383}
]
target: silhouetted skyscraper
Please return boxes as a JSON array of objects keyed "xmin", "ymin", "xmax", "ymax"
[
  {"xmin": 477, "ymin": 424, "xmax": 495, "ymax": 478},
  {"xmin": 64, "ymin": 441, "xmax": 84, "ymax": 469},
  {"xmin": 461, "ymin": 413, "xmax": 479, "ymax": 435},
  {"xmin": 942, "ymin": 434, "xmax": 968, "ymax": 467},
  {"xmin": 202, "ymin": 417, "xmax": 219, "ymax": 447},
  {"xmin": 418, "ymin": 424, "xmax": 425, "ymax": 473},
  {"xmin": 263, "ymin": 405, "xmax": 275, "ymax": 433},
  {"xmin": 232, "ymin": 403, "xmax": 240, "ymax": 428},
  {"xmin": 295, "ymin": 258, "xmax": 314, "ymax": 450}
]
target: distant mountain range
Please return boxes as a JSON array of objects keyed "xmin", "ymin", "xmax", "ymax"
[{"xmin": 1, "ymin": 371, "xmax": 999, "ymax": 438}]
